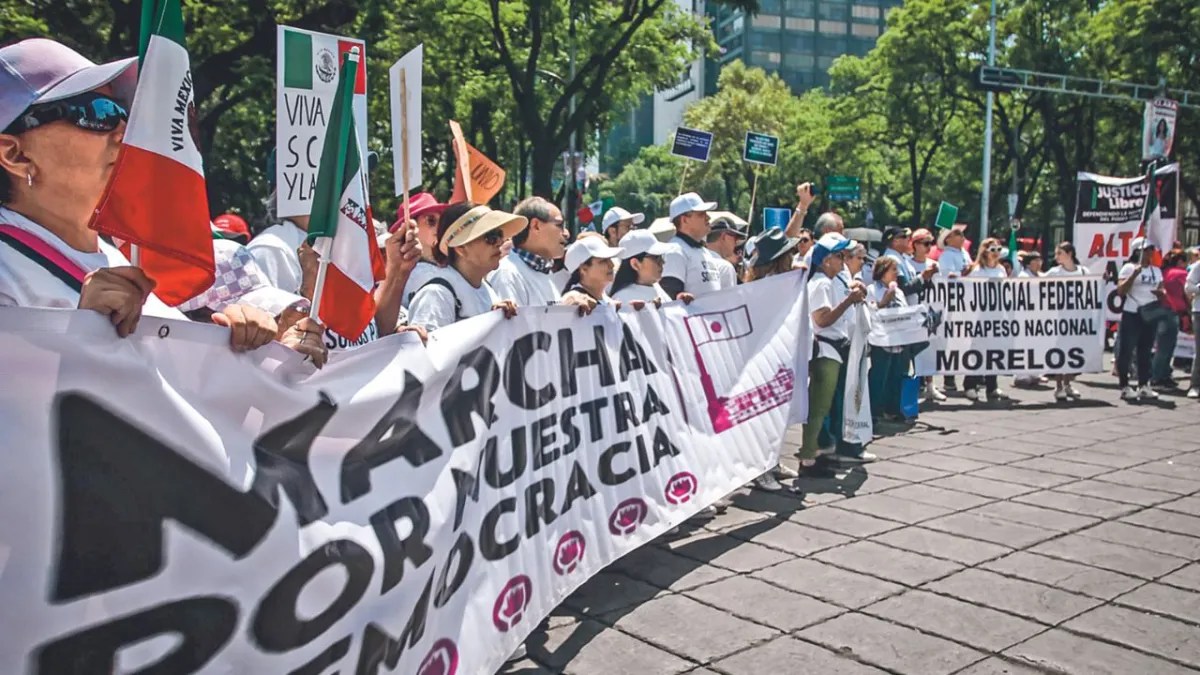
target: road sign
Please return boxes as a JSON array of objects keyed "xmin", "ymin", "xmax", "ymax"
[
  {"xmin": 743, "ymin": 132, "xmax": 779, "ymax": 166},
  {"xmin": 825, "ymin": 175, "xmax": 860, "ymax": 201},
  {"xmin": 671, "ymin": 126, "xmax": 714, "ymax": 162},
  {"xmin": 763, "ymin": 207, "xmax": 791, "ymax": 230}
]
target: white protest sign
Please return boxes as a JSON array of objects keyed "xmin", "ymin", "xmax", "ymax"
[
  {"xmin": 1143, "ymin": 97, "xmax": 1178, "ymax": 161},
  {"xmin": 276, "ymin": 26, "xmax": 368, "ymax": 218},
  {"xmin": 923, "ymin": 277, "xmax": 1106, "ymax": 375},
  {"xmin": 869, "ymin": 304, "xmax": 938, "ymax": 348},
  {"xmin": 1073, "ymin": 163, "xmax": 1179, "ymax": 320},
  {"xmin": 0, "ymin": 273, "xmax": 807, "ymax": 675},
  {"xmin": 389, "ymin": 44, "xmax": 423, "ymax": 197}
]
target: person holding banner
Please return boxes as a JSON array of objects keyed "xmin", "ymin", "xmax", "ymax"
[
  {"xmin": 611, "ymin": 230, "xmax": 677, "ymax": 304},
  {"xmin": 662, "ymin": 192, "xmax": 722, "ymax": 298},
  {"xmin": 562, "ymin": 236, "xmax": 623, "ymax": 304},
  {"xmin": 488, "ymin": 196, "xmax": 570, "ymax": 307},
  {"xmin": 1115, "ymin": 238, "xmax": 1165, "ymax": 401},
  {"xmin": 407, "ymin": 202, "xmax": 524, "ymax": 331},
  {"xmin": 1046, "ymin": 242, "xmax": 1087, "ymax": 400},
  {"xmin": 866, "ymin": 257, "xmax": 911, "ymax": 422},
  {"xmin": 935, "ymin": 224, "xmax": 970, "ymax": 277},
  {"xmin": 962, "ymin": 238, "xmax": 1010, "ymax": 402}
]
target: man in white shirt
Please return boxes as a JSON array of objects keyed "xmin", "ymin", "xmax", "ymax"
[
  {"xmin": 488, "ymin": 196, "xmax": 570, "ymax": 307},
  {"xmin": 705, "ymin": 213, "xmax": 748, "ymax": 287},
  {"xmin": 662, "ymin": 192, "xmax": 724, "ymax": 298},
  {"xmin": 935, "ymin": 223, "xmax": 969, "ymax": 277},
  {"xmin": 601, "ymin": 206, "xmax": 643, "ymax": 248}
]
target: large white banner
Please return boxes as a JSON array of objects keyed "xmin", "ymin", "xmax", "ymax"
[
  {"xmin": 0, "ymin": 274, "xmax": 807, "ymax": 674},
  {"xmin": 922, "ymin": 277, "xmax": 1106, "ymax": 375},
  {"xmin": 1073, "ymin": 163, "xmax": 1179, "ymax": 319}
]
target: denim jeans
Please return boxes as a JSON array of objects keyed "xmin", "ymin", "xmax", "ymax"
[
  {"xmin": 1116, "ymin": 311, "xmax": 1155, "ymax": 388},
  {"xmin": 1152, "ymin": 313, "xmax": 1180, "ymax": 382}
]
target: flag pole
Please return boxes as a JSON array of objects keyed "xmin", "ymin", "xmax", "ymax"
[
  {"xmin": 746, "ymin": 166, "xmax": 760, "ymax": 230},
  {"xmin": 678, "ymin": 160, "xmax": 691, "ymax": 196},
  {"xmin": 130, "ymin": 244, "xmax": 141, "ymax": 266},
  {"xmin": 309, "ymin": 239, "xmax": 332, "ymax": 323},
  {"xmin": 400, "ymin": 69, "xmax": 412, "ymax": 226}
]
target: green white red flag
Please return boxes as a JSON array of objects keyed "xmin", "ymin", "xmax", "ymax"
[
  {"xmin": 306, "ymin": 48, "xmax": 384, "ymax": 340},
  {"xmin": 89, "ymin": 0, "xmax": 214, "ymax": 306}
]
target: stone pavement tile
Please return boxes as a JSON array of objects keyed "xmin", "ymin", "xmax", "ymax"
[
  {"xmin": 867, "ymin": 442, "xmax": 923, "ymax": 460},
  {"xmin": 954, "ymin": 657, "xmax": 1048, "ymax": 675},
  {"xmin": 1030, "ymin": 534, "xmax": 1188, "ymax": 580},
  {"xmin": 865, "ymin": 589, "xmax": 1044, "ymax": 652},
  {"xmin": 714, "ymin": 635, "xmax": 888, "ymax": 675},
  {"xmin": 938, "ymin": 446, "xmax": 1031, "ymax": 465},
  {"xmin": 813, "ymin": 540, "xmax": 963, "ymax": 586},
  {"xmin": 865, "ymin": 461, "xmax": 952, "ymax": 484},
  {"xmin": 724, "ymin": 489, "xmax": 811, "ymax": 519},
  {"xmin": 1079, "ymin": 521, "xmax": 1200, "ymax": 559},
  {"xmin": 1120, "ymin": 508, "xmax": 1200, "ymax": 538},
  {"xmin": 1004, "ymin": 629, "xmax": 1197, "ymax": 675},
  {"xmin": 1162, "ymin": 495, "xmax": 1200, "ymax": 517},
  {"xmin": 531, "ymin": 620, "xmax": 695, "ymax": 674},
  {"xmin": 878, "ymin": 433, "xmax": 965, "ymax": 452},
  {"xmin": 1063, "ymin": 604, "xmax": 1200, "ymax": 668},
  {"xmin": 968, "ymin": 465, "xmax": 1079, "ymax": 489},
  {"xmin": 1095, "ymin": 469, "xmax": 1200, "ymax": 495},
  {"xmin": 1129, "ymin": 459, "xmax": 1200, "ymax": 481},
  {"xmin": 727, "ymin": 520, "xmax": 853, "ymax": 557},
  {"xmin": 987, "ymin": 433, "xmax": 1085, "ymax": 451},
  {"xmin": 696, "ymin": 505, "xmax": 771, "ymax": 533},
  {"xmin": 895, "ymin": 453, "xmax": 993, "ymax": 474},
  {"xmin": 1045, "ymin": 448, "xmax": 1147, "ymax": 469},
  {"xmin": 497, "ymin": 657, "xmax": 555, "ymax": 674},
  {"xmin": 920, "ymin": 512, "xmax": 1058, "ymax": 548},
  {"xmin": 830, "ymin": 493, "xmax": 955, "ymax": 525},
  {"xmin": 1114, "ymin": 439, "xmax": 1197, "ymax": 460},
  {"xmin": 684, "ymin": 575, "xmax": 844, "ymax": 632},
  {"xmin": 602, "ymin": 594, "xmax": 778, "ymax": 664},
  {"xmin": 927, "ymin": 474, "xmax": 1039, "ymax": 499},
  {"xmin": 1012, "ymin": 490, "xmax": 1139, "ymax": 519},
  {"xmin": 1052, "ymin": 480, "xmax": 1177, "ymax": 506},
  {"xmin": 1169, "ymin": 452, "xmax": 1200, "ymax": 467},
  {"xmin": 980, "ymin": 551, "xmax": 1143, "ymax": 600},
  {"xmin": 1005, "ymin": 456, "xmax": 1114, "ymax": 479},
  {"xmin": 1115, "ymin": 583, "xmax": 1200, "ymax": 625},
  {"xmin": 924, "ymin": 569, "xmax": 1101, "ymax": 624},
  {"xmin": 610, "ymin": 546, "xmax": 736, "ymax": 592},
  {"xmin": 1160, "ymin": 564, "xmax": 1200, "ymax": 592},
  {"xmin": 751, "ymin": 558, "xmax": 905, "ymax": 609},
  {"xmin": 562, "ymin": 571, "xmax": 668, "ymax": 617},
  {"xmin": 1063, "ymin": 423, "xmax": 1138, "ymax": 442},
  {"xmin": 872, "ymin": 526, "xmax": 1012, "ymax": 565},
  {"xmin": 966, "ymin": 501, "xmax": 1101, "ymax": 532},
  {"xmin": 880, "ymin": 484, "xmax": 995, "ymax": 511},
  {"xmin": 787, "ymin": 505, "xmax": 904, "ymax": 538},
  {"xmin": 665, "ymin": 531, "xmax": 794, "ymax": 574},
  {"xmin": 845, "ymin": 474, "xmax": 911, "ymax": 496},
  {"xmin": 798, "ymin": 612, "xmax": 984, "ymax": 675}
]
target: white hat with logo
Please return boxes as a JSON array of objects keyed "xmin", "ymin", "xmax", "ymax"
[{"xmin": 668, "ymin": 192, "xmax": 717, "ymax": 221}]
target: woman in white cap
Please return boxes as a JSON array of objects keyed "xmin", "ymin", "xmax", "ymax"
[
  {"xmin": 610, "ymin": 229, "xmax": 675, "ymax": 304},
  {"xmin": 1115, "ymin": 237, "xmax": 1166, "ymax": 401},
  {"xmin": 407, "ymin": 202, "xmax": 524, "ymax": 332},
  {"xmin": 562, "ymin": 236, "xmax": 623, "ymax": 303},
  {"xmin": 0, "ymin": 38, "xmax": 300, "ymax": 355}
]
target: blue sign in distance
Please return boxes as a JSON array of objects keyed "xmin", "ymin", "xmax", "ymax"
[
  {"xmin": 762, "ymin": 207, "xmax": 792, "ymax": 230},
  {"xmin": 671, "ymin": 126, "xmax": 714, "ymax": 162}
]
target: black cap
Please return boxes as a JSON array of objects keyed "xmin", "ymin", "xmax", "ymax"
[
  {"xmin": 883, "ymin": 226, "xmax": 912, "ymax": 244},
  {"xmin": 710, "ymin": 216, "xmax": 749, "ymax": 239}
]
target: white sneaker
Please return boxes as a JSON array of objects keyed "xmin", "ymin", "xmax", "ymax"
[
  {"xmin": 835, "ymin": 451, "xmax": 879, "ymax": 464},
  {"xmin": 1121, "ymin": 386, "xmax": 1139, "ymax": 401},
  {"xmin": 966, "ymin": 387, "xmax": 980, "ymax": 401},
  {"xmin": 924, "ymin": 384, "xmax": 947, "ymax": 402},
  {"xmin": 1055, "ymin": 387, "xmax": 1068, "ymax": 401},
  {"xmin": 1066, "ymin": 384, "xmax": 1083, "ymax": 399},
  {"xmin": 754, "ymin": 473, "xmax": 783, "ymax": 492},
  {"xmin": 976, "ymin": 386, "xmax": 989, "ymax": 403},
  {"xmin": 1139, "ymin": 385, "xmax": 1160, "ymax": 400},
  {"xmin": 774, "ymin": 464, "xmax": 800, "ymax": 479},
  {"xmin": 1188, "ymin": 388, "xmax": 1199, "ymax": 399},
  {"xmin": 989, "ymin": 388, "xmax": 1009, "ymax": 400}
]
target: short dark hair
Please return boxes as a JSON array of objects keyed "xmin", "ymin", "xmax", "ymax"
[
  {"xmin": 433, "ymin": 202, "xmax": 478, "ymax": 266},
  {"xmin": 872, "ymin": 255, "xmax": 898, "ymax": 281},
  {"xmin": 512, "ymin": 197, "xmax": 555, "ymax": 248},
  {"xmin": 0, "ymin": 171, "xmax": 10, "ymax": 204}
]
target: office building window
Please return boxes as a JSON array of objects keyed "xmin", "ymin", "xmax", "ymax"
[
  {"xmin": 751, "ymin": 13, "xmax": 781, "ymax": 29},
  {"xmin": 851, "ymin": 4, "xmax": 881, "ymax": 19},
  {"xmin": 785, "ymin": 17, "xmax": 816, "ymax": 31},
  {"xmin": 818, "ymin": 20, "xmax": 848, "ymax": 35},
  {"xmin": 751, "ymin": 50, "xmax": 782, "ymax": 65},
  {"xmin": 818, "ymin": 2, "xmax": 850, "ymax": 21},
  {"xmin": 784, "ymin": 53, "xmax": 816, "ymax": 70},
  {"xmin": 817, "ymin": 35, "xmax": 848, "ymax": 53},
  {"xmin": 784, "ymin": 33, "xmax": 814, "ymax": 51},
  {"xmin": 785, "ymin": 0, "xmax": 815, "ymax": 17},
  {"xmin": 851, "ymin": 22, "xmax": 880, "ymax": 38},
  {"xmin": 750, "ymin": 31, "xmax": 779, "ymax": 49},
  {"xmin": 759, "ymin": 0, "xmax": 782, "ymax": 12}
]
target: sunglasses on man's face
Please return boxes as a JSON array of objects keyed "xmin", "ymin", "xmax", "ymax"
[
  {"xmin": 4, "ymin": 92, "xmax": 129, "ymax": 135},
  {"xmin": 798, "ymin": 237, "xmax": 812, "ymax": 244},
  {"xmin": 482, "ymin": 230, "xmax": 505, "ymax": 246}
]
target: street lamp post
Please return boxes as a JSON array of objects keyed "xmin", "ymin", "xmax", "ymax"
[{"xmin": 980, "ymin": 0, "xmax": 997, "ymax": 243}]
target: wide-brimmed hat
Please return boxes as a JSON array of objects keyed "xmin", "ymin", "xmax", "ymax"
[
  {"xmin": 0, "ymin": 38, "xmax": 138, "ymax": 132},
  {"xmin": 391, "ymin": 192, "xmax": 447, "ymax": 232},
  {"xmin": 668, "ymin": 192, "xmax": 717, "ymax": 220},
  {"xmin": 646, "ymin": 217, "xmax": 676, "ymax": 243},
  {"xmin": 439, "ymin": 205, "xmax": 528, "ymax": 254},
  {"xmin": 936, "ymin": 223, "xmax": 968, "ymax": 248},
  {"xmin": 602, "ymin": 206, "xmax": 645, "ymax": 231},
  {"xmin": 565, "ymin": 236, "xmax": 623, "ymax": 272},
  {"xmin": 618, "ymin": 230, "xmax": 674, "ymax": 259},
  {"xmin": 749, "ymin": 229, "xmax": 802, "ymax": 267}
]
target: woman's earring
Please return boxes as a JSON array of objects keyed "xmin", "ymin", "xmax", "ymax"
[{"xmin": 25, "ymin": 173, "xmax": 32, "ymax": 188}]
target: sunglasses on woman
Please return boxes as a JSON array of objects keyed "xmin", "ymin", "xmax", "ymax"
[
  {"xmin": 481, "ymin": 230, "xmax": 505, "ymax": 246},
  {"xmin": 4, "ymin": 92, "xmax": 129, "ymax": 135},
  {"xmin": 987, "ymin": 246, "xmax": 1003, "ymax": 254}
]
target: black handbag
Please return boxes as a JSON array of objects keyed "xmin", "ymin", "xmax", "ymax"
[{"xmin": 1137, "ymin": 300, "xmax": 1173, "ymax": 324}]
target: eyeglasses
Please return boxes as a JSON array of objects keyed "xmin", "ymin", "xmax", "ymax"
[
  {"xmin": 915, "ymin": 239, "xmax": 933, "ymax": 246},
  {"xmin": 4, "ymin": 92, "xmax": 129, "ymax": 135},
  {"xmin": 798, "ymin": 237, "xmax": 812, "ymax": 244},
  {"xmin": 482, "ymin": 230, "xmax": 505, "ymax": 246},
  {"xmin": 987, "ymin": 246, "xmax": 1003, "ymax": 254}
]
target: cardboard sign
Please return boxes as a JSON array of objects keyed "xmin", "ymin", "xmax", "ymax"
[
  {"xmin": 389, "ymin": 44, "xmax": 423, "ymax": 196},
  {"xmin": 1143, "ymin": 97, "xmax": 1178, "ymax": 161},
  {"xmin": 450, "ymin": 121, "xmax": 506, "ymax": 205},
  {"xmin": 671, "ymin": 126, "xmax": 713, "ymax": 162},
  {"xmin": 275, "ymin": 26, "xmax": 367, "ymax": 218},
  {"xmin": 934, "ymin": 201, "xmax": 959, "ymax": 230},
  {"xmin": 743, "ymin": 132, "xmax": 779, "ymax": 166}
]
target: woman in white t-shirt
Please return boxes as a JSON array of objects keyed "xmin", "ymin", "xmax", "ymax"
[
  {"xmin": 1115, "ymin": 238, "xmax": 1166, "ymax": 401},
  {"xmin": 561, "ymin": 236, "xmax": 622, "ymax": 303},
  {"xmin": 1045, "ymin": 242, "xmax": 1087, "ymax": 400},
  {"xmin": 407, "ymin": 203, "xmax": 525, "ymax": 332},
  {"xmin": 962, "ymin": 238, "xmax": 1010, "ymax": 403},
  {"xmin": 0, "ymin": 40, "xmax": 320, "ymax": 358},
  {"xmin": 865, "ymin": 256, "xmax": 911, "ymax": 424},
  {"xmin": 610, "ymin": 230, "xmax": 675, "ymax": 305}
]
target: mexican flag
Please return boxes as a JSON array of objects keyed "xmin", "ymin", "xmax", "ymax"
[
  {"xmin": 1137, "ymin": 162, "xmax": 1169, "ymax": 266},
  {"xmin": 306, "ymin": 48, "xmax": 384, "ymax": 341},
  {"xmin": 90, "ymin": 0, "xmax": 214, "ymax": 306},
  {"xmin": 577, "ymin": 198, "xmax": 613, "ymax": 226},
  {"xmin": 281, "ymin": 28, "xmax": 366, "ymax": 96}
]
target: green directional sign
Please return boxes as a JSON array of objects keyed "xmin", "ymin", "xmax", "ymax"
[
  {"xmin": 743, "ymin": 131, "xmax": 780, "ymax": 166},
  {"xmin": 826, "ymin": 175, "xmax": 861, "ymax": 201}
]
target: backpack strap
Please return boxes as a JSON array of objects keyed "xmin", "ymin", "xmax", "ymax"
[
  {"xmin": 419, "ymin": 277, "xmax": 463, "ymax": 321},
  {"xmin": 0, "ymin": 224, "xmax": 88, "ymax": 293}
]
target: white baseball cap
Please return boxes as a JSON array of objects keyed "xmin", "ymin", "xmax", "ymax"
[
  {"xmin": 618, "ymin": 229, "xmax": 674, "ymax": 259},
  {"xmin": 602, "ymin": 206, "xmax": 645, "ymax": 231},
  {"xmin": 565, "ymin": 236, "xmax": 623, "ymax": 273},
  {"xmin": 668, "ymin": 192, "xmax": 717, "ymax": 221},
  {"xmin": 1131, "ymin": 236, "xmax": 1157, "ymax": 251}
]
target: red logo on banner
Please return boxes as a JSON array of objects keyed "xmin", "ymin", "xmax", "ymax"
[
  {"xmin": 664, "ymin": 472, "xmax": 699, "ymax": 505},
  {"xmin": 553, "ymin": 531, "xmax": 586, "ymax": 575},
  {"xmin": 417, "ymin": 639, "xmax": 459, "ymax": 675},
  {"xmin": 493, "ymin": 575, "xmax": 533, "ymax": 632},
  {"xmin": 608, "ymin": 498, "xmax": 648, "ymax": 536}
]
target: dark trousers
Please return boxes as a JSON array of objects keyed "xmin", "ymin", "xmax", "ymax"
[
  {"xmin": 1116, "ymin": 310, "xmax": 1155, "ymax": 388},
  {"xmin": 869, "ymin": 347, "xmax": 905, "ymax": 417},
  {"xmin": 963, "ymin": 375, "xmax": 998, "ymax": 392}
]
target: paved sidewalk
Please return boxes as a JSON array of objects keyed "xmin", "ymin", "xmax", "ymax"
[{"xmin": 502, "ymin": 373, "xmax": 1200, "ymax": 674}]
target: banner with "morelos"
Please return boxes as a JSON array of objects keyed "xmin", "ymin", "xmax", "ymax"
[{"xmin": 0, "ymin": 272, "xmax": 808, "ymax": 675}]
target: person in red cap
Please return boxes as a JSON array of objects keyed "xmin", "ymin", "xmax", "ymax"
[
  {"xmin": 213, "ymin": 213, "xmax": 250, "ymax": 244},
  {"xmin": 392, "ymin": 192, "xmax": 446, "ymax": 308}
]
